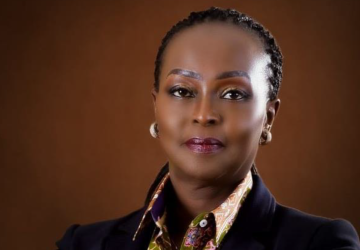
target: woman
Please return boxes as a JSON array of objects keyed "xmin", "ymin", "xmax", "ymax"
[{"xmin": 56, "ymin": 7, "xmax": 360, "ymax": 250}]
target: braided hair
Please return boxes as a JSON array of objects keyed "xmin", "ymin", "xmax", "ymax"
[
  {"xmin": 146, "ymin": 7, "xmax": 283, "ymax": 205},
  {"xmin": 153, "ymin": 6, "xmax": 283, "ymax": 101}
]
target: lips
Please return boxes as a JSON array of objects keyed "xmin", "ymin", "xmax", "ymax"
[{"xmin": 185, "ymin": 137, "xmax": 224, "ymax": 154}]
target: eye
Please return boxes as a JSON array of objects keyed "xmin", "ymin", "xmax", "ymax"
[
  {"xmin": 221, "ymin": 88, "xmax": 248, "ymax": 100},
  {"xmin": 169, "ymin": 86, "xmax": 194, "ymax": 98}
]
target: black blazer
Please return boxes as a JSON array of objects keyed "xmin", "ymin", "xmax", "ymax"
[{"xmin": 56, "ymin": 171, "xmax": 360, "ymax": 250}]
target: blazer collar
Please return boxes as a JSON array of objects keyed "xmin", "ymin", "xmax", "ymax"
[
  {"xmin": 231, "ymin": 171, "xmax": 276, "ymax": 233},
  {"xmin": 111, "ymin": 164, "xmax": 276, "ymax": 249},
  {"xmin": 115, "ymin": 206, "xmax": 152, "ymax": 236},
  {"xmin": 117, "ymin": 167, "xmax": 275, "ymax": 234}
]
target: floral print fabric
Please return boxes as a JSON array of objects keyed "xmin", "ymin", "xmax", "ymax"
[{"xmin": 133, "ymin": 170, "xmax": 253, "ymax": 250}]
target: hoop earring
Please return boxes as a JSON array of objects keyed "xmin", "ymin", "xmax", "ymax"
[
  {"xmin": 259, "ymin": 124, "xmax": 272, "ymax": 145},
  {"xmin": 150, "ymin": 122, "xmax": 159, "ymax": 139}
]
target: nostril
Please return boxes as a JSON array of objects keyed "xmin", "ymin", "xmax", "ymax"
[
  {"xmin": 193, "ymin": 117, "xmax": 218, "ymax": 126},
  {"xmin": 208, "ymin": 119, "xmax": 216, "ymax": 125}
]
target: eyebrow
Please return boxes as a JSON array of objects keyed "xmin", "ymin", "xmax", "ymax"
[
  {"xmin": 167, "ymin": 68, "xmax": 251, "ymax": 81},
  {"xmin": 216, "ymin": 70, "xmax": 250, "ymax": 81},
  {"xmin": 167, "ymin": 68, "xmax": 203, "ymax": 80}
]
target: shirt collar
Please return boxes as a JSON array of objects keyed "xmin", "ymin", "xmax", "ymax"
[
  {"xmin": 133, "ymin": 172, "xmax": 170, "ymax": 240},
  {"xmin": 133, "ymin": 170, "xmax": 253, "ymax": 243}
]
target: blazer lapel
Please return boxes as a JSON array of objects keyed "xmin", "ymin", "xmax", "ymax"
[
  {"xmin": 104, "ymin": 169, "xmax": 276, "ymax": 250},
  {"xmin": 104, "ymin": 207, "xmax": 155, "ymax": 250},
  {"xmin": 219, "ymin": 172, "xmax": 276, "ymax": 250}
]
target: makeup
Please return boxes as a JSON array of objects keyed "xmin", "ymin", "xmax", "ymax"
[{"xmin": 185, "ymin": 137, "xmax": 224, "ymax": 154}]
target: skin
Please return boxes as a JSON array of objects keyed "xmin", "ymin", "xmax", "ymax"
[{"xmin": 151, "ymin": 21, "xmax": 280, "ymax": 248}]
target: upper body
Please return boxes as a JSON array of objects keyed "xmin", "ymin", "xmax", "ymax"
[
  {"xmin": 56, "ymin": 7, "xmax": 360, "ymax": 250},
  {"xmin": 56, "ymin": 162, "xmax": 360, "ymax": 250}
]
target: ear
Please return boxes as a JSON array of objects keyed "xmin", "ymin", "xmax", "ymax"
[
  {"xmin": 265, "ymin": 98, "xmax": 281, "ymax": 128},
  {"xmin": 151, "ymin": 88, "xmax": 158, "ymax": 115}
]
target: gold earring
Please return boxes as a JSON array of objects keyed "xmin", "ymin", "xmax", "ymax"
[
  {"xmin": 150, "ymin": 122, "xmax": 159, "ymax": 138},
  {"xmin": 259, "ymin": 124, "xmax": 272, "ymax": 145}
]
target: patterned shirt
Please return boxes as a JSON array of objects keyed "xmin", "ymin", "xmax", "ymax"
[{"xmin": 133, "ymin": 170, "xmax": 253, "ymax": 250}]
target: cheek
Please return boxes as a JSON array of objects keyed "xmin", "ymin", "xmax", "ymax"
[
  {"xmin": 155, "ymin": 94, "xmax": 187, "ymax": 143},
  {"xmin": 223, "ymin": 100, "xmax": 265, "ymax": 149},
  {"xmin": 227, "ymin": 102, "xmax": 263, "ymax": 129}
]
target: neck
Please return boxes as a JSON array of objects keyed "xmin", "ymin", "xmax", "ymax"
[
  {"xmin": 164, "ymin": 163, "xmax": 250, "ymax": 237},
  {"xmin": 170, "ymin": 176, "xmax": 241, "ymax": 218},
  {"xmin": 164, "ymin": 176, "xmax": 240, "ymax": 244}
]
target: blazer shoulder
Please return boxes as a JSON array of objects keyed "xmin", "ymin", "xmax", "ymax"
[
  {"xmin": 308, "ymin": 218, "xmax": 360, "ymax": 250},
  {"xmin": 275, "ymin": 203, "xmax": 331, "ymax": 227},
  {"xmin": 55, "ymin": 207, "xmax": 145, "ymax": 250},
  {"xmin": 273, "ymin": 203, "xmax": 360, "ymax": 249}
]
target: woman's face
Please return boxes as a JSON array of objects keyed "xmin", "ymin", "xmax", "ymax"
[{"xmin": 152, "ymin": 22, "xmax": 280, "ymax": 183}]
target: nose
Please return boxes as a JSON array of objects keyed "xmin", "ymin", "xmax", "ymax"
[{"xmin": 192, "ymin": 96, "xmax": 221, "ymax": 126}]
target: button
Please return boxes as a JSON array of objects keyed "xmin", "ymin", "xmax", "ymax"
[{"xmin": 199, "ymin": 219, "xmax": 208, "ymax": 228}]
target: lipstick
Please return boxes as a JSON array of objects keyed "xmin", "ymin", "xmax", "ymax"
[{"xmin": 185, "ymin": 137, "xmax": 224, "ymax": 154}]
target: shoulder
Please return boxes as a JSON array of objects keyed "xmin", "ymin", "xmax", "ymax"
[
  {"xmin": 273, "ymin": 203, "xmax": 360, "ymax": 249},
  {"xmin": 55, "ymin": 207, "xmax": 145, "ymax": 250},
  {"xmin": 308, "ymin": 218, "xmax": 360, "ymax": 249}
]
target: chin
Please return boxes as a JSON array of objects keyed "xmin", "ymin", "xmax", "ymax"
[{"xmin": 169, "ymin": 154, "xmax": 231, "ymax": 183}]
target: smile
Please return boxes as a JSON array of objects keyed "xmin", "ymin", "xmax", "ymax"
[{"xmin": 185, "ymin": 137, "xmax": 225, "ymax": 154}]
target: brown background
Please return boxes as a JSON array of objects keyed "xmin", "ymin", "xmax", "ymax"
[{"xmin": 1, "ymin": 0, "xmax": 359, "ymax": 249}]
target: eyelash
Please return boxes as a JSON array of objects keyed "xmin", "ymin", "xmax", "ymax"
[
  {"xmin": 169, "ymin": 86, "xmax": 249, "ymax": 100},
  {"xmin": 169, "ymin": 86, "xmax": 195, "ymax": 98},
  {"xmin": 221, "ymin": 88, "xmax": 249, "ymax": 100}
]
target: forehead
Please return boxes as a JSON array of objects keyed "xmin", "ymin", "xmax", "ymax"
[{"xmin": 160, "ymin": 21, "xmax": 268, "ymax": 82}]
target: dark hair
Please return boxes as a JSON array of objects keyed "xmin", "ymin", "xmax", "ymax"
[{"xmin": 153, "ymin": 6, "xmax": 283, "ymax": 101}]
